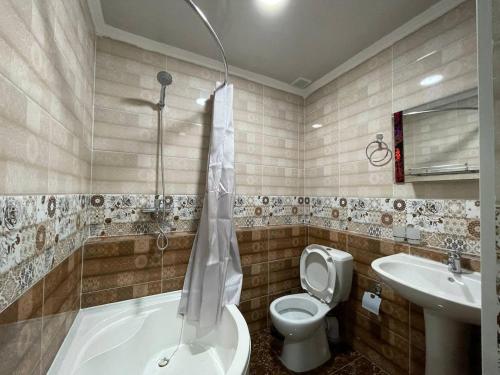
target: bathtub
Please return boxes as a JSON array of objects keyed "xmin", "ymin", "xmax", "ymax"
[{"xmin": 48, "ymin": 291, "xmax": 251, "ymax": 375}]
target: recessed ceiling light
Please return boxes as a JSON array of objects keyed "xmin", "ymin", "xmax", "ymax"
[
  {"xmin": 256, "ymin": 0, "xmax": 288, "ymax": 14},
  {"xmin": 196, "ymin": 97, "xmax": 208, "ymax": 106},
  {"xmin": 312, "ymin": 123, "xmax": 322, "ymax": 129},
  {"xmin": 420, "ymin": 74, "xmax": 443, "ymax": 86}
]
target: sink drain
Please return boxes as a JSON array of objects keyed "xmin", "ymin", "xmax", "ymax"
[
  {"xmin": 448, "ymin": 277, "xmax": 455, "ymax": 283},
  {"xmin": 158, "ymin": 357, "xmax": 169, "ymax": 367}
]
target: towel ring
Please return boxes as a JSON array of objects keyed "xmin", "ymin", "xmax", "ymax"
[{"xmin": 365, "ymin": 134, "xmax": 393, "ymax": 167}]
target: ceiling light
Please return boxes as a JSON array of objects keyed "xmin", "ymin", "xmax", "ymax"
[
  {"xmin": 420, "ymin": 74, "xmax": 443, "ymax": 86},
  {"xmin": 196, "ymin": 97, "xmax": 208, "ymax": 106},
  {"xmin": 256, "ymin": 0, "xmax": 288, "ymax": 14},
  {"xmin": 312, "ymin": 124, "xmax": 322, "ymax": 129}
]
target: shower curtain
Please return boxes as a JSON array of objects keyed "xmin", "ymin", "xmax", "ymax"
[{"xmin": 178, "ymin": 83, "xmax": 243, "ymax": 329}]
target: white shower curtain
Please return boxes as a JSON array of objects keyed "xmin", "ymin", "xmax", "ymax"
[{"xmin": 178, "ymin": 83, "xmax": 243, "ymax": 329}]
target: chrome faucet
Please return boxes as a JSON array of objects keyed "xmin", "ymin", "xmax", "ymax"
[{"xmin": 447, "ymin": 250, "xmax": 462, "ymax": 274}]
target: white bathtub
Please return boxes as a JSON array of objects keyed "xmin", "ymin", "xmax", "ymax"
[{"xmin": 48, "ymin": 291, "xmax": 251, "ymax": 375}]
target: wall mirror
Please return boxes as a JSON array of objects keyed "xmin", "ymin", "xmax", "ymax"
[{"xmin": 393, "ymin": 88, "xmax": 479, "ymax": 183}]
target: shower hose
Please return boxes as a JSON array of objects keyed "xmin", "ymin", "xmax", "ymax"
[{"xmin": 156, "ymin": 107, "xmax": 169, "ymax": 251}]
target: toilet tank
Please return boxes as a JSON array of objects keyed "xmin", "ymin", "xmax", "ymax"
[{"xmin": 326, "ymin": 247, "xmax": 353, "ymax": 303}]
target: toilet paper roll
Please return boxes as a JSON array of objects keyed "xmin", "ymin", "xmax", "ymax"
[{"xmin": 362, "ymin": 292, "xmax": 381, "ymax": 315}]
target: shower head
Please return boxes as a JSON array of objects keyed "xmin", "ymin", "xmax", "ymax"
[
  {"xmin": 157, "ymin": 71, "xmax": 172, "ymax": 86},
  {"xmin": 157, "ymin": 71, "xmax": 172, "ymax": 109}
]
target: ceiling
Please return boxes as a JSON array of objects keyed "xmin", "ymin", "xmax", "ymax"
[{"xmin": 96, "ymin": 0, "xmax": 442, "ymax": 91}]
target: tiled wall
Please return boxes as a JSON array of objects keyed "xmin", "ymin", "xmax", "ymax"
[
  {"xmin": 0, "ymin": 248, "xmax": 82, "ymax": 375},
  {"xmin": 92, "ymin": 38, "xmax": 304, "ymax": 196},
  {"xmin": 309, "ymin": 196, "xmax": 481, "ymax": 256},
  {"xmin": 0, "ymin": 0, "xmax": 95, "ymax": 194},
  {"xmin": 78, "ymin": 225, "xmax": 479, "ymax": 374},
  {"xmin": 0, "ymin": 1, "xmax": 95, "ymax": 373},
  {"xmin": 0, "ymin": 194, "xmax": 89, "ymax": 313},
  {"xmin": 81, "ymin": 234, "xmax": 187, "ymax": 307},
  {"xmin": 80, "ymin": 226, "xmax": 306, "ymax": 334},
  {"xmin": 87, "ymin": 194, "xmax": 307, "ymax": 237},
  {"xmin": 305, "ymin": 0, "xmax": 478, "ymax": 199},
  {"xmin": 86, "ymin": 193, "xmax": 480, "ymax": 257},
  {"xmin": 307, "ymin": 227, "xmax": 479, "ymax": 375},
  {"xmin": 0, "ymin": 1, "xmax": 487, "ymax": 374}
]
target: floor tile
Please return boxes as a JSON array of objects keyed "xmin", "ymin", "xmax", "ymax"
[{"xmin": 249, "ymin": 329, "xmax": 387, "ymax": 375}]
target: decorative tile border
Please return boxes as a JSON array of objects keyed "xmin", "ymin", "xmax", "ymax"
[
  {"xmin": 0, "ymin": 193, "xmax": 486, "ymax": 315},
  {"xmin": 308, "ymin": 196, "xmax": 481, "ymax": 256},
  {"xmin": 88, "ymin": 194, "xmax": 203, "ymax": 237},
  {"xmin": 88, "ymin": 194, "xmax": 307, "ymax": 237},
  {"xmin": 0, "ymin": 194, "xmax": 89, "ymax": 313},
  {"xmin": 87, "ymin": 194, "xmax": 482, "ymax": 256}
]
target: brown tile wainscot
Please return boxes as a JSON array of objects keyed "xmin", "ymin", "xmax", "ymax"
[
  {"xmin": 82, "ymin": 226, "xmax": 306, "ymax": 334},
  {"xmin": 0, "ymin": 249, "xmax": 82, "ymax": 375},
  {"xmin": 307, "ymin": 226, "xmax": 479, "ymax": 375},
  {"xmin": 81, "ymin": 225, "xmax": 479, "ymax": 375},
  {"xmin": 1, "ymin": 225, "xmax": 479, "ymax": 374}
]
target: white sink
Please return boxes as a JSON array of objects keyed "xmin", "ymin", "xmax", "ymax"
[
  {"xmin": 371, "ymin": 253, "xmax": 481, "ymax": 375},
  {"xmin": 371, "ymin": 253, "xmax": 480, "ymax": 325}
]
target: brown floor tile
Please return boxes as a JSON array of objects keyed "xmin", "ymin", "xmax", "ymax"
[
  {"xmin": 249, "ymin": 329, "xmax": 386, "ymax": 375},
  {"xmin": 333, "ymin": 357, "xmax": 389, "ymax": 375}
]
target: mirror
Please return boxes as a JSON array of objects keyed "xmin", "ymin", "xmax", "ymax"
[{"xmin": 393, "ymin": 89, "xmax": 479, "ymax": 183}]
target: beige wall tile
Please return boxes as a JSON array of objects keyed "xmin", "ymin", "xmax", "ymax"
[
  {"xmin": 93, "ymin": 38, "xmax": 304, "ymax": 196},
  {"xmin": 0, "ymin": 0, "xmax": 480, "ymax": 200},
  {"xmin": 304, "ymin": 0, "xmax": 478, "ymax": 200},
  {"xmin": 262, "ymin": 87, "xmax": 303, "ymax": 195},
  {"xmin": 0, "ymin": 0, "xmax": 95, "ymax": 194}
]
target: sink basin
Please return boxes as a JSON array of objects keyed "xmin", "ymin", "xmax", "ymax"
[
  {"xmin": 371, "ymin": 253, "xmax": 481, "ymax": 375},
  {"xmin": 371, "ymin": 253, "xmax": 481, "ymax": 325}
]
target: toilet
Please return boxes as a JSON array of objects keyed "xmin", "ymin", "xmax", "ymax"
[{"xmin": 269, "ymin": 244, "xmax": 353, "ymax": 372}]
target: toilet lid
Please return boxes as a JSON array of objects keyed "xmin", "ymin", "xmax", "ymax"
[{"xmin": 300, "ymin": 245, "xmax": 336, "ymax": 303}]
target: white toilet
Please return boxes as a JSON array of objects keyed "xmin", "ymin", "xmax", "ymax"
[{"xmin": 270, "ymin": 244, "xmax": 353, "ymax": 373}]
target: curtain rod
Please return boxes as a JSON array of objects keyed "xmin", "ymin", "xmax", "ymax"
[{"xmin": 184, "ymin": 0, "xmax": 229, "ymax": 87}]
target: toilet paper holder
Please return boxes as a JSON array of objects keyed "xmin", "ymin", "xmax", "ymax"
[{"xmin": 372, "ymin": 283, "xmax": 382, "ymax": 297}]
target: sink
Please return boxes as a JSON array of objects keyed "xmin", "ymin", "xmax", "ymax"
[
  {"xmin": 371, "ymin": 253, "xmax": 480, "ymax": 324},
  {"xmin": 371, "ymin": 253, "xmax": 481, "ymax": 375}
]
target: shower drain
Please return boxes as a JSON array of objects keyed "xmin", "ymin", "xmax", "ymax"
[{"xmin": 158, "ymin": 357, "xmax": 170, "ymax": 367}]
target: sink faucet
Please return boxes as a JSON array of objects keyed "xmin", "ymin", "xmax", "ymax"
[{"xmin": 447, "ymin": 251, "xmax": 462, "ymax": 274}]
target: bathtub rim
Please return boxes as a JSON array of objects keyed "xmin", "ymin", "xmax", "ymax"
[{"xmin": 48, "ymin": 290, "xmax": 251, "ymax": 375}]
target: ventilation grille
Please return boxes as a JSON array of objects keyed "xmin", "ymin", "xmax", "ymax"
[{"xmin": 291, "ymin": 77, "xmax": 312, "ymax": 89}]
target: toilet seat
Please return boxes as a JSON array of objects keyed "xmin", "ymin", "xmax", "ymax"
[
  {"xmin": 300, "ymin": 245, "xmax": 336, "ymax": 303},
  {"xmin": 270, "ymin": 293, "xmax": 331, "ymax": 327}
]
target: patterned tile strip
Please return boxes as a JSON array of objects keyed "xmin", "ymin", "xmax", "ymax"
[
  {"xmin": 0, "ymin": 195, "xmax": 89, "ymax": 313},
  {"xmin": 309, "ymin": 196, "xmax": 481, "ymax": 256},
  {"xmin": 0, "ymin": 193, "xmax": 485, "ymax": 315},
  {"xmin": 82, "ymin": 194, "xmax": 484, "ymax": 255}
]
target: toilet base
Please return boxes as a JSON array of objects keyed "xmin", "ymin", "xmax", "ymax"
[{"xmin": 279, "ymin": 321, "xmax": 331, "ymax": 372}]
